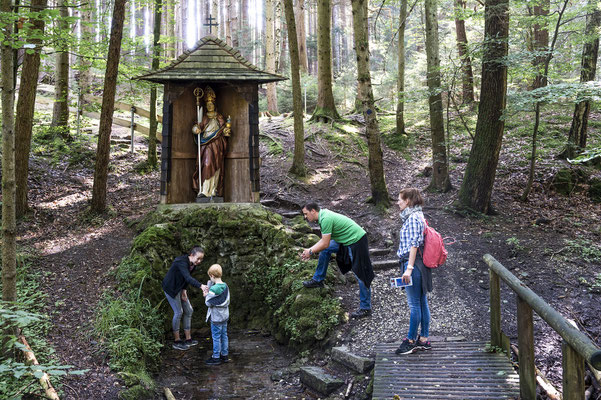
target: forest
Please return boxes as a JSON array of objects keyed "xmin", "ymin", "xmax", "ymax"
[{"xmin": 1, "ymin": 0, "xmax": 601, "ymax": 398}]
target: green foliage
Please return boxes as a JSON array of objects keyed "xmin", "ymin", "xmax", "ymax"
[
  {"xmin": 505, "ymin": 237, "xmax": 524, "ymax": 252},
  {"xmin": 31, "ymin": 125, "xmax": 95, "ymax": 169},
  {"xmin": 95, "ymin": 293, "xmax": 163, "ymax": 375},
  {"xmin": 0, "ymin": 253, "xmax": 86, "ymax": 399},
  {"xmin": 564, "ymin": 239, "xmax": 601, "ymax": 263}
]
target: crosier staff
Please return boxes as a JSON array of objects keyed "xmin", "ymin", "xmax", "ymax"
[{"xmin": 192, "ymin": 87, "xmax": 204, "ymax": 198}]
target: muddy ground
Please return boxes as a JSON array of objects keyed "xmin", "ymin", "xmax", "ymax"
[{"xmin": 15, "ymin": 110, "xmax": 601, "ymax": 399}]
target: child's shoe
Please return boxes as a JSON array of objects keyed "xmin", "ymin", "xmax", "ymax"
[
  {"xmin": 220, "ymin": 354, "xmax": 230, "ymax": 363},
  {"xmin": 205, "ymin": 356, "xmax": 222, "ymax": 365}
]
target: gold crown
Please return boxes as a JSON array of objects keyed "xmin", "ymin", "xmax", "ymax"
[{"xmin": 205, "ymin": 86, "xmax": 216, "ymax": 102}]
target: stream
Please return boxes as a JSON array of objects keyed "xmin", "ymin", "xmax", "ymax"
[{"xmin": 154, "ymin": 329, "xmax": 312, "ymax": 399}]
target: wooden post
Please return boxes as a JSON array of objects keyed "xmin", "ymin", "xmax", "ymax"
[
  {"xmin": 130, "ymin": 106, "xmax": 135, "ymax": 153},
  {"xmin": 489, "ymin": 269, "xmax": 501, "ymax": 348},
  {"xmin": 563, "ymin": 341, "xmax": 585, "ymax": 400},
  {"xmin": 517, "ymin": 295, "xmax": 536, "ymax": 400}
]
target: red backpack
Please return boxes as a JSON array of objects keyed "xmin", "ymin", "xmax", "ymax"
[{"xmin": 421, "ymin": 220, "xmax": 449, "ymax": 268}]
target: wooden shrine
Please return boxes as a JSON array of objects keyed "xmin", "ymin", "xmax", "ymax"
[{"xmin": 136, "ymin": 36, "xmax": 286, "ymax": 204}]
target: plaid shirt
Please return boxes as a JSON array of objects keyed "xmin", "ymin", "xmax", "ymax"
[{"xmin": 397, "ymin": 212, "xmax": 425, "ymax": 258}]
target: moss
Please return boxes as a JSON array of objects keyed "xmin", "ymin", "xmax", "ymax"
[
  {"xmin": 112, "ymin": 204, "xmax": 343, "ymax": 352},
  {"xmin": 550, "ymin": 168, "xmax": 574, "ymax": 195},
  {"xmin": 589, "ymin": 178, "xmax": 601, "ymax": 203}
]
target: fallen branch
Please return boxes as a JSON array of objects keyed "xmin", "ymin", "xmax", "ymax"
[
  {"xmin": 511, "ymin": 344, "xmax": 561, "ymax": 400},
  {"xmin": 18, "ymin": 335, "xmax": 60, "ymax": 400},
  {"xmin": 344, "ymin": 381, "xmax": 353, "ymax": 398},
  {"xmin": 164, "ymin": 387, "xmax": 176, "ymax": 400}
]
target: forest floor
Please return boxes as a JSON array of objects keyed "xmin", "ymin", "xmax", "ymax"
[{"xmin": 14, "ymin": 104, "xmax": 601, "ymax": 399}]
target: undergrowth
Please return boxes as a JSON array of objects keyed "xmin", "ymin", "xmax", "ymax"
[
  {"xmin": 0, "ymin": 252, "xmax": 86, "ymax": 400},
  {"xmin": 31, "ymin": 125, "xmax": 96, "ymax": 169}
]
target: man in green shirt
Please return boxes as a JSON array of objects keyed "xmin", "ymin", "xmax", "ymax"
[{"xmin": 300, "ymin": 203, "xmax": 374, "ymax": 319}]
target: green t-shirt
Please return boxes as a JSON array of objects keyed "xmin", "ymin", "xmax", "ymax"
[
  {"xmin": 318, "ymin": 209, "xmax": 366, "ymax": 245},
  {"xmin": 209, "ymin": 283, "xmax": 226, "ymax": 295}
]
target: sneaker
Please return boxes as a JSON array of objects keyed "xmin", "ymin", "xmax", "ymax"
[
  {"xmin": 302, "ymin": 279, "xmax": 324, "ymax": 288},
  {"xmin": 416, "ymin": 336, "xmax": 432, "ymax": 351},
  {"xmin": 395, "ymin": 338, "xmax": 418, "ymax": 355},
  {"xmin": 350, "ymin": 309, "xmax": 372, "ymax": 319},
  {"xmin": 172, "ymin": 341, "xmax": 190, "ymax": 351},
  {"xmin": 205, "ymin": 356, "xmax": 222, "ymax": 365},
  {"xmin": 220, "ymin": 355, "xmax": 230, "ymax": 363},
  {"xmin": 184, "ymin": 339, "xmax": 199, "ymax": 347}
]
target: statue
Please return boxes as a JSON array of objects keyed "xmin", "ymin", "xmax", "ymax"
[{"xmin": 192, "ymin": 86, "xmax": 232, "ymax": 200}]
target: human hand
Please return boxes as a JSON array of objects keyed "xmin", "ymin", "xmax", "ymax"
[
  {"xmin": 300, "ymin": 249, "xmax": 311, "ymax": 261},
  {"xmin": 402, "ymin": 269, "xmax": 412, "ymax": 284},
  {"xmin": 181, "ymin": 290, "xmax": 188, "ymax": 302}
]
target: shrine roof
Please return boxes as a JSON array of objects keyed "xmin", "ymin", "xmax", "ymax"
[{"xmin": 135, "ymin": 35, "xmax": 287, "ymax": 84}]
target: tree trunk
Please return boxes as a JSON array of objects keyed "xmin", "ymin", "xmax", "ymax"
[
  {"xmin": 91, "ymin": 0, "xmax": 127, "ymax": 213},
  {"xmin": 396, "ymin": 0, "xmax": 407, "ymax": 136},
  {"xmin": 454, "ymin": 0, "xmax": 474, "ymax": 103},
  {"xmin": 149, "ymin": 0, "xmax": 162, "ymax": 168},
  {"xmin": 16, "ymin": 0, "xmax": 47, "ymax": 218},
  {"xmin": 284, "ymin": 0, "xmax": 306, "ymax": 176},
  {"xmin": 166, "ymin": 0, "xmax": 176, "ymax": 58},
  {"xmin": 457, "ymin": 0, "xmax": 509, "ymax": 213},
  {"xmin": 340, "ymin": 0, "xmax": 348, "ymax": 67},
  {"xmin": 241, "ymin": 0, "xmax": 250, "ymax": 58},
  {"xmin": 425, "ymin": 0, "xmax": 451, "ymax": 192},
  {"xmin": 52, "ymin": 0, "xmax": 70, "ymax": 128},
  {"xmin": 295, "ymin": 0, "xmax": 308, "ymax": 74},
  {"xmin": 226, "ymin": 0, "xmax": 233, "ymax": 45},
  {"xmin": 351, "ymin": 0, "xmax": 390, "ymax": 207},
  {"xmin": 564, "ymin": 0, "xmax": 600, "ymax": 159},
  {"xmin": 231, "ymin": 0, "xmax": 239, "ymax": 47},
  {"xmin": 530, "ymin": 0, "xmax": 549, "ymax": 90},
  {"xmin": 79, "ymin": 0, "xmax": 93, "ymax": 109},
  {"xmin": 266, "ymin": 0, "xmax": 279, "ymax": 114},
  {"xmin": 2, "ymin": 0, "xmax": 17, "ymax": 305},
  {"xmin": 311, "ymin": 0, "xmax": 340, "ymax": 121},
  {"xmin": 181, "ymin": 0, "xmax": 188, "ymax": 51}
]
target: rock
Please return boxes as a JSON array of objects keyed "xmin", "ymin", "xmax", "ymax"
[
  {"xmin": 331, "ymin": 346, "xmax": 374, "ymax": 373},
  {"xmin": 551, "ymin": 168, "xmax": 574, "ymax": 195},
  {"xmin": 372, "ymin": 260, "xmax": 399, "ymax": 270},
  {"xmin": 299, "ymin": 366, "xmax": 344, "ymax": 395},
  {"xmin": 369, "ymin": 248, "xmax": 390, "ymax": 256},
  {"xmin": 446, "ymin": 336, "xmax": 467, "ymax": 342}
]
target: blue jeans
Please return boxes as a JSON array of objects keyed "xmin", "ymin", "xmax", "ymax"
[
  {"xmin": 211, "ymin": 322, "xmax": 229, "ymax": 358},
  {"xmin": 349, "ymin": 245, "xmax": 371, "ymax": 310},
  {"xmin": 312, "ymin": 240, "xmax": 340, "ymax": 282},
  {"xmin": 403, "ymin": 261, "xmax": 430, "ymax": 340},
  {"xmin": 164, "ymin": 291, "xmax": 193, "ymax": 333}
]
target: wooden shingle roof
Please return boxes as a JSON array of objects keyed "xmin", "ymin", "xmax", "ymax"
[{"xmin": 136, "ymin": 35, "xmax": 287, "ymax": 84}]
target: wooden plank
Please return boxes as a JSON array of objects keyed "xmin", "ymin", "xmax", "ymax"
[
  {"xmin": 517, "ymin": 295, "xmax": 536, "ymax": 400},
  {"xmin": 373, "ymin": 342, "xmax": 520, "ymax": 400},
  {"xmin": 490, "ymin": 269, "xmax": 501, "ymax": 348},
  {"xmin": 84, "ymin": 95, "xmax": 163, "ymax": 122},
  {"xmin": 562, "ymin": 341, "xmax": 585, "ymax": 400}
]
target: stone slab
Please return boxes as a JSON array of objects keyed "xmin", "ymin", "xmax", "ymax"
[
  {"xmin": 299, "ymin": 366, "xmax": 344, "ymax": 395},
  {"xmin": 372, "ymin": 259, "xmax": 399, "ymax": 270},
  {"xmin": 332, "ymin": 346, "xmax": 374, "ymax": 373},
  {"xmin": 369, "ymin": 248, "xmax": 391, "ymax": 256}
]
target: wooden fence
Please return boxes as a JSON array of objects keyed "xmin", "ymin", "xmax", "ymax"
[{"xmin": 484, "ymin": 253, "xmax": 601, "ymax": 400}]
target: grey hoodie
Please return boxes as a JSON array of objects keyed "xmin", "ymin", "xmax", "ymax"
[{"xmin": 205, "ymin": 280, "xmax": 230, "ymax": 324}]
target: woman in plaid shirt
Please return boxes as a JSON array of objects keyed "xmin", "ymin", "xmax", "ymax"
[{"xmin": 395, "ymin": 188, "xmax": 433, "ymax": 355}]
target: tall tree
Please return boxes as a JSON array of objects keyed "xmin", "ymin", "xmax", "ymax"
[
  {"xmin": 52, "ymin": 0, "xmax": 70, "ymax": 128},
  {"xmin": 529, "ymin": 0, "xmax": 549, "ymax": 90},
  {"xmin": 396, "ymin": 0, "xmax": 407, "ymax": 136},
  {"xmin": 352, "ymin": 0, "xmax": 390, "ymax": 207},
  {"xmin": 149, "ymin": 0, "xmax": 162, "ymax": 168},
  {"xmin": 226, "ymin": 0, "xmax": 233, "ymax": 45},
  {"xmin": 457, "ymin": 0, "xmax": 509, "ymax": 213},
  {"xmin": 2, "ymin": 0, "xmax": 17, "ymax": 304},
  {"xmin": 454, "ymin": 0, "xmax": 474, "ymax": 103},
  {"xmin": 425, "ymin": 0, "xmax": 451, "ymax": 192},
  {"xmin": 91, "ymin": 0, "xmax": 128, "ymax": 213},
  {"xmin": 78, "ymin": 1, "xmax": 94, "ymax": 109},
  {"xmin": 563, "ymin": 0, "xmax": 601, "ymax": 159},
  {"xmin": 241, "ymin": 0, "xmax": 250, "ymax": 57},
  {"xmin": 295, "ymin": 0, "xmax": 308, "ymax": 73},
  {"xmin": 16, "ymin": 0, "xmax": 47, "ymax": 218},
  {"xmin": 311, "ymin": 0, "xmax": 340, "ymax": 121},
  {"xmin": 521, "ymin": 0, "xmax": 569, "ymax": 200},
  {"xmin": 284, "ymin": 0, "xmax": 306, "ymax": 176},
  {"xmin": 266, "ymin": 0, "xmax": 279, "ymax": 114}
]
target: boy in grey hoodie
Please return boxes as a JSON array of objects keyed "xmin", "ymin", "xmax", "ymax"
[{"xmin": 202, "ymin": 264, "xmax": 230, "ymax": 365}]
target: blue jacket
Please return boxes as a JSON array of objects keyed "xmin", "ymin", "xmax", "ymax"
[{"xmin": 162, "ymin": 255, "xmax": 201, "ymax": 298}]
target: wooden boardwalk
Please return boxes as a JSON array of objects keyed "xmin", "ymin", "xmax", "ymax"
[{"xmin": 372, "ymin": 341, "xmax": 520, "ymax": 400}]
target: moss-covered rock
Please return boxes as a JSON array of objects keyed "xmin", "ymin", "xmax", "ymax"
[
  {"xmin": 589, "ymin": 178, "xmax": 601, "ymax": 203},
  {"xmin": 115, "ymin": 204, "xmax": 343, "ymax": 351},
  {"xmin": 551, "ymin": 168, "xmax": 574, "ymax": 195}
]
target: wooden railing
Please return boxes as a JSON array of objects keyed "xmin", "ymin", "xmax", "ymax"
[{"xmin": 484, "ymin": 254, "xmax": 601, "ymax": 400}]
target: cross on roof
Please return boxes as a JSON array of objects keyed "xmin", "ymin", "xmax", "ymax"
[{"xmin": 204, "ymin": 15, "xmax": 219, "ymax": 35}]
